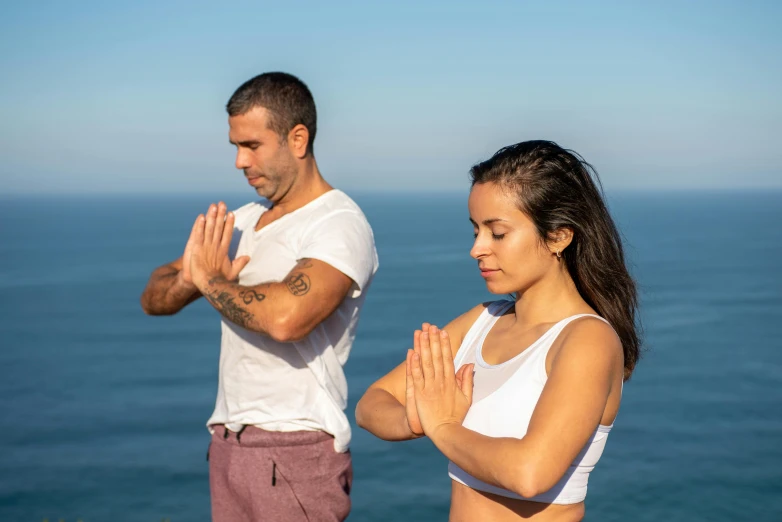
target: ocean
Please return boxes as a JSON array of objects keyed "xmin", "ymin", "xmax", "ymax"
[{"xmin": 0, "ymin": 190, "xmax": 780, "ymax": 521}]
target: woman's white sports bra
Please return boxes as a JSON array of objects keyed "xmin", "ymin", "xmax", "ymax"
[{"xmin": 448, "ymin": 300, "xmax": 618, "ymax": 505}]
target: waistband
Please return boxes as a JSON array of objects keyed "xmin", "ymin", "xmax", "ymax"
[{"xmin": 210, "ymin": 424, "xmax": 334, "ymax": 448}]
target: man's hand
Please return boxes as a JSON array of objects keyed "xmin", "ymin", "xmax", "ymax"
[{"xmin": 189, "ymin": 202, "xmax": 250, "ymax": 290}]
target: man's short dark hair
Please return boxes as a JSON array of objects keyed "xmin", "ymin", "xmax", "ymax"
[{"xmin": 226, "ymin": 72, "xmax": 317, "ymax": 153}]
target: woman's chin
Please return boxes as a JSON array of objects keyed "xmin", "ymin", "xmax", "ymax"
[{"xmin": 484, "ymin": 280, "xmax": 513, "ymax": 295}]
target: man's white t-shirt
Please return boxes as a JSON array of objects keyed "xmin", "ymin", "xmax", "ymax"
[{"xmin": 206, "ymin": 189, "xmax": 378, "ymax": 452}]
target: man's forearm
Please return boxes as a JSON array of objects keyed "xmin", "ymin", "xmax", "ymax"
[
  {"xmin": 195, "ymin": 274, "xmax": 302, "ymax": 341},
  {"xmin": 141, "ymin": 265, "xmax": 201, "ymax": 315}
]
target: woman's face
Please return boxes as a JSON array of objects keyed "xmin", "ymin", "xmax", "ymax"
[{"xmin": 468, "ymin": 182, "xmax": 557, "ymax": 295}]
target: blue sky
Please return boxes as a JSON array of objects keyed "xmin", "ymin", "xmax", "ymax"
[{"xmin": 1, "ymin": 0, "xmax": 780, "ymax": 194}]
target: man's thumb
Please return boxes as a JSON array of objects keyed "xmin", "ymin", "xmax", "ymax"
[{"xmin": 230, "ymin": 256, "xmax": 251, "ymax": 280}]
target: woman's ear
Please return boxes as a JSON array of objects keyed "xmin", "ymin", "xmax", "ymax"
[{"xmin": 548, "ymin": 227, "xmax": 574, "ymax": 256}]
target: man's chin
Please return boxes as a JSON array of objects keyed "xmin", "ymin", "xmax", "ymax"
[{"xmin": 253, "ymin": 186, "xmax": 275, "ymax": 199}]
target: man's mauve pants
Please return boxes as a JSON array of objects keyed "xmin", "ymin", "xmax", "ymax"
[{"xmin": 208, "ymin": 424, "xmax": 353, "ymax": 521}]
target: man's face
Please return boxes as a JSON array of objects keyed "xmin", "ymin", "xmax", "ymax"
[{"xmin": 229, "ymin": 106, "xmax": 297, "ymax": 201}]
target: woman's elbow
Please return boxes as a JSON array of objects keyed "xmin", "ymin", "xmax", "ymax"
[
  {"xmin": 354, "ymin": 395, "xmax": 371, "ymax": 431},
  {"xmin": 510, "ymin": 465, "xmax": 552, "ymax": 499}
]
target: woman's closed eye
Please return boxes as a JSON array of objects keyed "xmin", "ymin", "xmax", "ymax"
[{"xmin": 472, "ymin": 231, "xmax": 506, "ymax": 240}]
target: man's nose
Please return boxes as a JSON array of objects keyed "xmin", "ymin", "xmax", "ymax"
[{"xmin": 235, "ymin": 149, "xmax": 252, "ymax": 170}]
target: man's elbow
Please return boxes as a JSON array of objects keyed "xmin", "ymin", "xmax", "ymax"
[
  {"xmin": 267, "ymin": 314, "xmax": 314, "ymax": 343},
  {"xmin": 140, "ymin": 295, "xmax": 168, "ymax": 316}
]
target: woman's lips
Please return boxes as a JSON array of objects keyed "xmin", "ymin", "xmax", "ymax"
[{"xmin": 480, "ymin": 268, "xmax": 500, "ymax": 278}]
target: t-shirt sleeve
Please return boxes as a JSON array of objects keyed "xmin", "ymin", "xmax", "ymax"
[{"xmin": 299, "ymin": 209, "xmax": 378, "ymax": 298}]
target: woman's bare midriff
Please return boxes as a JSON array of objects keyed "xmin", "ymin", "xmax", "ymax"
[{"xmin": 449, "ymin": 481, "xmax": 585, "ymax": 522}]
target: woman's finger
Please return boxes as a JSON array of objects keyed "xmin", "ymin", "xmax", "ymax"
[
  {"xmin": 411, "ymin": 352, "xmax": 425, "ymax": 393},
  {"xmin": 429, "ymin": 325, "xmax": 444, "ymax": 384},
  {"xmin": 441, "ymin": 329, "xmax": 456, "ymax": 383},
  {"xmin": 419, "ymin": 331, "xmax": 435, "ymax": 385},
  {"xmin": 459, "ymin": 363, "xmax": 475, "ymax": 404},
  {"xmin": 406, "ymin": 350, "xmax": 417, "ymax": 401}
]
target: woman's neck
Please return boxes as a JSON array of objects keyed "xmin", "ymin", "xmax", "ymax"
[{"xmin": 512, "ymin": 267, "xmax": 592, "ymax": 326}]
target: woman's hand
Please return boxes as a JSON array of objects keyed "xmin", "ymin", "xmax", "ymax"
[
  {"xmin": 405, "ymin": 332, "xmax": 425, "ymax": 436},
  {"xmin": 410, "ymin": 325, "xmax": 475, "ymax": 440}
]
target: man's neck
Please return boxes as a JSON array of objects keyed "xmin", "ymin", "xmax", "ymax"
[
  {"xmin": 276, "ymin": 162, "xmax": 332, "ymax": 211},
  {"xmin": 256, "ymin": 160, "xmax": 333, "ymax": 230}
]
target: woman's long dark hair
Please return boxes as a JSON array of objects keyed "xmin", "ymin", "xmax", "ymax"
[{"xmin": 470, "ymin": 140, "xmax": 641, "ymax": 379}]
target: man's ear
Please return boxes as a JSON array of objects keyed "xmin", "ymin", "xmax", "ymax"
[{"xmin": 288, "ymin": 124, "xmax": 310, "ymax": 159}]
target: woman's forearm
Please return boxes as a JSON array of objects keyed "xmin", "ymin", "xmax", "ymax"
[
  {"xmin": 431, "ymin": 423, "xmax": 542, "ymax": 498},
  {"xmin": 356, "ymin": 388, "xmax": 423, "ymax": 441}
]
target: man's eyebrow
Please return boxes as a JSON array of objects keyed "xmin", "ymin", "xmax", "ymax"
[
  {"xmin": 469, "ymin": 217, "xmax": 508, "ymax": 225},
  {"xmin": 229, "ymin": 139, "xmax": 261, "ymax": 147}
]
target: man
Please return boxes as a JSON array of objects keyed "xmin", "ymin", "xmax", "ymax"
[{"xmin": 140, "ymin": 72, "xmax": 378, "ymax": 522}]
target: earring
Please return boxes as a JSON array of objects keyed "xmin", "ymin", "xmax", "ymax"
[{"xmin": 556, "ymin": 250, "xmax": 562, "ymax": 259}]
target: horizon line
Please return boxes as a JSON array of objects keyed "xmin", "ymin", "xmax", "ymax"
[{"xmin": 2, "ymin": 186, "xmax": 782, "ymax": 198}]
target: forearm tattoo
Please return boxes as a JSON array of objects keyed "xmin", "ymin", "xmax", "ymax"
[
  {"xmin": 239, "ymin": 288, "xmax": 266, "ymax": 304},
  {"xmin": 203, "ymin": 276, "xmax": 257, "ymax": 329}
]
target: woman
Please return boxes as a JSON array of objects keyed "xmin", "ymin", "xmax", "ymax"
[{"xmin": 355, "ymin": 140, "xmax": 640, "ymax": 521}]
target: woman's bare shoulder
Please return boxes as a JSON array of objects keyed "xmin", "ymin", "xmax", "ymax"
[{"xmin": 445, "ymin": 300, "xmax": 506, "ymax": 348}]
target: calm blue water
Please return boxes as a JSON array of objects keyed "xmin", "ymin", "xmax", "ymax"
[{"xmin": 1, "ymin": 191, "xmax": 781, "ymax": 522}]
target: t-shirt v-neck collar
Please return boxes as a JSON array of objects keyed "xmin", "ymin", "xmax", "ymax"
[{"xmin": 253, "ymin": 189, "xmax": 339, "ymax": 235}]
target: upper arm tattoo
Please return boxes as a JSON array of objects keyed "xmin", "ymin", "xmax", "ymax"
[
  {"xmin": 284, "ymin": 272, "xmax": 311, "ymax": 296},
  {"xmin": 283, "ymin": 258, "xmax": 314, "ymax": 296}
]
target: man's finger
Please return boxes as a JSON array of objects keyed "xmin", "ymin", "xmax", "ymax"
[
  {"xmin": 213, "ymin": 202, "xmax": 227, "ymax": 245},
  {"xmin": 194, "ymin": 214, "xmax": 206, "ymax": 243},
  {"xmin": 187, "ymin": 213, "xmax": 201, "ymax": 244},
  {"xmin": 218, "ymin": 211, "xmax": 235, "ymax": 259},
  {"xmin": 204, "ymin": 204, "xmax": 217, "ymax": 246}
]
